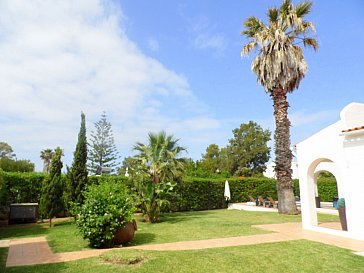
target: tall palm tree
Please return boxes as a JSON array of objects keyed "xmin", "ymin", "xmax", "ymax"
[
  {"xmin": 241, "ymin": 0, "xmax": 318, "ymax": 214},
  {"xmin": 40, "ymin": 148, "xmax": 54, "ymax": 174},
  {"xmin": 132, "ymin": 131, "xmax": 186, "ymax": 222}
]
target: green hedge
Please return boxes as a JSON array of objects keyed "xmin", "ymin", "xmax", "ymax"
[
  {"xmin": 317, "ymin": 177, "xmax": 338, "ymax": 202},
  {"xmin": 0, "ymin": 172, "xmax": 46, "ymax": 206},
  {"xmin": 0, "ymin": 172, "xmax": 338, "ymax": 216},
  {"xmin": 168, "ymin": 177, "xmax": 278, "ymax": 211}
]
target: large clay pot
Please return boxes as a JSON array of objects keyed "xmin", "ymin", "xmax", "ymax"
[{"xmin": 114, "ymin": 219, "xmax": 137, "ymax": 245}]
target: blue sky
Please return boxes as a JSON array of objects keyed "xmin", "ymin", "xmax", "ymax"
[{"xmin": 0, "ymin": 0, "xmax": 363, "ymax": 171}]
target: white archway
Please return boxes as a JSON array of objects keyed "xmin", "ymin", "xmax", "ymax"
[{"xmin": 296, "ymin": 102, "xmax": 364, "ymax": 241}]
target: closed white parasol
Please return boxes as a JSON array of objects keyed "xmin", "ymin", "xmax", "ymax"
[{"xmin": 224, "ymin": 180, "xmax": 231, "ymax": 201}]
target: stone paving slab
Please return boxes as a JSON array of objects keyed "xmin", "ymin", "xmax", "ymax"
[
  {"xmin": 6, "ymin": 236, "xmax": 113, "ymax": 267},
  {"xmin": 5, "ymin": 222, "xmax": 364, "ymax": 267}
]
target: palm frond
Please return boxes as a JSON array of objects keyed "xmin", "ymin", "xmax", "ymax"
[
  {"xmin": 242, "ymin": 17, "xmax": 265, "ymax": 38},
  {"xmin": 301, "ymin": 21, "xmax": 316, "ymax": 33},
  {"xmin": 280, "ymin": 0, "xmax": 293, "ymax": 18},
  {"xmin": 295, "ymin": 1, "xmax": 312, "ymax": 18},
  {"xmin": 303, "ymin": 37, "xmax": 318, "ymax": 51},
  {"xmin": 268, "ymin": 8, "xmax": 278, "ymax": 25},
  {"xmin": 241, "ymin": 41, "xmax": 257, "ymax": 56}
]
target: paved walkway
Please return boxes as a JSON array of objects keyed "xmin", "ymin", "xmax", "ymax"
[{"xmin": 3, "ymin": 222, "xmax": 364, "ymax": 267}]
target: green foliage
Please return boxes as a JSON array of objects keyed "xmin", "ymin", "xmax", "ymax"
[
  {"xmin": 131, "ymin": 131, "xmax": 186, "ymax": 222},
  {"xmin": 87, "ymin": 175, "xmax": 130, "ymax": 185},
  {"xmin": 88, "ymin": 111, "xmax": 119, "ymax": 175},
  {"xmin": 75, "ymin": 181, "xmax": 135, "ymax": 248},
  {"xmin": 317, "ymin": 176, "xmax": 338, "ymax": 202},
  {"xmin": 0, "ymin": 157, "xmax": 35, "ymax": 172},
  {"xmin": 200, "ymin": 144, "xmax": 221, "ymax": 173},
  {"xmin": 197, "ymin": 122, "xmax": 271, "ymax": 177},
  {"xmin": 0, "ymin": 172, "xmax": 46, "ymax": 216},
  {"xmin": 227, "ymin": 121, "xmax": 271, "ymax": 176},
  {"xmin": 0, "ymin": 141, "xmax": 15, "ymax": 159},
  {"xmin": 133, "ymin": 176, "xmax": 175, "ymax": 222},
  {"xmin": 0, "ymin": 142, "xmax": 34, "ymax": 172},
  {"xmin": 66, "ymin": 112, "xmax": 88, "ymax": 205},
  {"xmin": 169, "ymin": 177, "xmax": 278, "ymax": 211},
  {"xmin": 39, "ymin": 148, "xmax": 65, "ymax": 225}
]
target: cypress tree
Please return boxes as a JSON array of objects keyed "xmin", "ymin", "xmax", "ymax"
[
  {"xmin": 40, "ymin": 147, "xmax": 64, "ymax": 227},
  {"xmin": 66, "ymin": 112, "xmax": 88, "ymax": 204}
]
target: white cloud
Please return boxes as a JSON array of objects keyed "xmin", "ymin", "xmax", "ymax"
[
  {"xmin": 188, "ymin": 15, "xmax": 227, "ymax": 51},
  {"xmin": 289, "ymin": 110, "xmax": 337, "ymax": 127},
  {"xmin": 193, "ymin": 33, "xmax": 226, "ymax": 51},
  {"xmin": 0, "ymin": 0, "xmax": 220, "ymax": 170}
]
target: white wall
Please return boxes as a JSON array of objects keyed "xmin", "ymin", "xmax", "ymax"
[{"xmin": 296, "ymin": 102, "xmax": 364, "ymax": 241}]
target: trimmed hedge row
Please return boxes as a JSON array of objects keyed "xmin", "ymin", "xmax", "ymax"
[
  {"xmin": 0, "ymin": 172, "xmax": 338, "ymax": 216},
  {"xmin": 0, "ymin": 172, "xmax": 46, "ymax": 207},
  {"xmin": 317, "ymin": 177, "xmax": 338, "ymax": 202},
  {"xmin": 168, "ymin": 177, "xmax": 278, "ymax": 211}
]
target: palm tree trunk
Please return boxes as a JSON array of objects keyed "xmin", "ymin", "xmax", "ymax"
[{"xmin": 271, "ymin": 88, "xmax": 298, "ymax": 215}]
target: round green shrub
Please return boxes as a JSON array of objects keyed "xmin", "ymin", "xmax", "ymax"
[{"xmin": 75, "ymin": 181, "xmax": 136, "ymax": 248}]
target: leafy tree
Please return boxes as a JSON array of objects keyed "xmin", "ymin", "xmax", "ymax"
[
  {"xmin": 40, "ymin": 147, "xmax": 64, "ymax": 227},
  {"xmin": 131, "ymin": 131, "xmax": 186, "ymax": 223},
  {"xmin": 241, "ymin": 0, "xmax": 317, "ymax": 214},
  {"xmin": 0, "ymin": 142, "xmax": 34, "ymax": 172},
  {"xmin": 227, "ymin": 121, "xmax": 271, "ymax": 176},
  {"xmin": 88, "ymin": 112, "xmax": 119, "ymax": 174},
  {"xmin": 0, "ymin": 142, "xmax": 15, "ymax": 159},
  {"xmin": 117, "ymin": 156, "xmax": 136, "ymax": 176},
  {"xmin": 0, "ymin": 157, "xmax": 34, "ymax": 172},
  {"xmin": 66, "ymin": 112, "xmax": 88, "ymax": 205},
  {"xmin": 200, "ymin": 144, "xmax": 221, "ymax": 173},
  {"xmin": 40, "ymin": 149, "xmax": 54, "ymax": 173}
]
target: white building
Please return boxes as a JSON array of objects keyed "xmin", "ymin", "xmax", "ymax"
[{"xmin": 296, "ymin": 102, "xmax": 364, "ymax": 241}]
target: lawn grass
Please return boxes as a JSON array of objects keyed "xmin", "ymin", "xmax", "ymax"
[
  {"xmin": 4, "ymin": 240, "xmax": 364, "ymax": 273},
  {"xmin": 0, "ymin": 210, "xmax": 340, "ymax": 253},
  {"xmin": 132, "ymin": 209, "xmax": 302, "ymax": 246},
  {"xmin": 0, "ymin": 247, "xmax": 7, "ymax": 270}
]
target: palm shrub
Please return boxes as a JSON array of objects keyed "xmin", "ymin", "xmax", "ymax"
[
  {"xmin": 131, "ymin": 131, "xmax": 186, "ymax": 223},
  {"xmin": 75, "ymin": 181, "xmax": 135, "ymax": 248}
]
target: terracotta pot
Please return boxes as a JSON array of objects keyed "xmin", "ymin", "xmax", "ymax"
[{"xmin": 114, "ymin": 219, "xmax": 137, "ymax": 245}]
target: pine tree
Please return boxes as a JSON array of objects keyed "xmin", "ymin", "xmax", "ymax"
[
  {"xmin": 88, "ymin": 111, "xmax": 119, "ymax": 174},
  {"xmin": 40, "ymin": 147, "xmax": 64, "ymax": 227},
  {"xmin": 66, "ymin": 112, "xmax": 88, "ymax": 205}
]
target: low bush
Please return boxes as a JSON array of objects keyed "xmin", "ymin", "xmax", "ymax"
[
  {"xmin": 75, "ymin": 181, "xmax": 135, "ymax": 248},
  {"xmin": 317, "ymin": 177, "xmax": 338, "ymax": 202}
]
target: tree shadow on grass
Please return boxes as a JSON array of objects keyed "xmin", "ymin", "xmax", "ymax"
[
  {"xmin": 130, "ymin": 232, "xmax": 156, "ymax": 246},
  {"xmin": 0, "ymin": 223, "xmax": 48, "ymax": 240}
]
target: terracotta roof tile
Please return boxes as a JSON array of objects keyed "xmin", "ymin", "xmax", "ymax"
[{"xmin": 341, "ymin": 125, "xmax": 364, "ymax": 133}]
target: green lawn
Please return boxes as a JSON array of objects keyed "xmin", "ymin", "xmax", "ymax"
[
  {"xmin": 0, "ymin": 210, "xmax": 340, "ymax": 253},
  {"xmin": 3, "ymin": 240, "xmax": 363, "ymax": 273},
  {"xmin": 0, "ymin": 209, "xmax": 358, "ymax": 273}
]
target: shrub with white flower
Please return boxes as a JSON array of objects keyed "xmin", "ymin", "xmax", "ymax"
[{"xmin": 75, "ymin": 181, "xmax": 136, "ymax": 248}]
